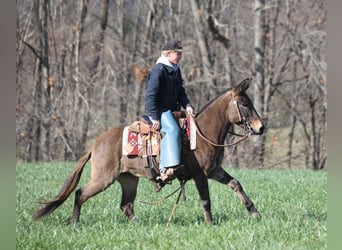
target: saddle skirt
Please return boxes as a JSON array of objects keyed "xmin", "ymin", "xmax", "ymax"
[{"xmin": 122, "ymin": 115, "xmax": 196, "ymax": 157}]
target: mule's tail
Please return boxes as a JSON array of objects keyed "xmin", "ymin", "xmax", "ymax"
[{"xmin": 33, "ymin": 150, "xmax": 91, "ymax": 221}]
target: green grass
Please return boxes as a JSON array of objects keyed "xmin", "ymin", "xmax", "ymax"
[{"xmin": 16, "ymin": 163, "xmax": 327, "ymax": 250}]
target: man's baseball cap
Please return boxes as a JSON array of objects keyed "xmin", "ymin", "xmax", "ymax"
[{"xmin": 162, "ymin": 39, "xmax": 183, "ymax": 52}]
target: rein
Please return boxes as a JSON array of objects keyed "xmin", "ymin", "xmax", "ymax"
[
  {"xmin": 227, "ymin": 130, "xmax": 246, "ymax": 137},
  {"xmin": 138, "ymin": 180, "xmax": 186, "ymax": 205},
  {"xmin": 190, "ymin": 115, "xmax": 252, "ymax": 148}
]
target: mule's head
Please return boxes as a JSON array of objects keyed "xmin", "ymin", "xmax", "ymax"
[{"xmin": 227, "ymin": 78, "xmax": 265, "ymax": 135}]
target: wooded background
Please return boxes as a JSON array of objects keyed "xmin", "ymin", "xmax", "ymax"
[{"xmin": 16, "ymin": 0, "xmax": 326, "ymax": 169}]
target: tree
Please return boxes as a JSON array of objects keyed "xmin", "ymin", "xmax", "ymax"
[
  {"xmin": 16, "ymin": 0, "xmax": 327, "ymax": 169},
  {"xmin": 253, "ymin": 0, "xmax": 266, "ymax": 168}
]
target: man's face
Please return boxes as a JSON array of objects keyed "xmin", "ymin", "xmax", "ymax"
[{"xmin": 167, "ymin": 51, "xmax": 182, "ymax": 64}]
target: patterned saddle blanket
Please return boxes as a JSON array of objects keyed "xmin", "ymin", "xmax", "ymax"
[{"xmin": 122, "ymin": 112, "xmax": 196, "ymax": 157}]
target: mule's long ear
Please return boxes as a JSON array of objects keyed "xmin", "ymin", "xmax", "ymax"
[{"xmin": 233, "ymin": 78, "xmax": 252, "ymax": 96}]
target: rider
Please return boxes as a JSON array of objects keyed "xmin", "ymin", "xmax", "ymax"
[{"xmin": 145, "ymin": 39, "xmax": 194, "ymax": 183}]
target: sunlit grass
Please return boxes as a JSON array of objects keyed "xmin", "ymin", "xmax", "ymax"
[{"xmin": 16, "ymin": 163, "xmax": 327, "ymax": 250}]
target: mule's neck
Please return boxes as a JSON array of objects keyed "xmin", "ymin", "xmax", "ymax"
[{"xmin": 195, "ymin": 92, "xmax": 232, "ymax": 145}]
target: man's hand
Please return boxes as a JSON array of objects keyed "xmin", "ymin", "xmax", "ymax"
[
  {"xmin": 186, "ymin": 106, "xmax": 194, "ymax": 116},
  {"xmin": 151, "ymin": 119, "xmax": 160, "ymax": 130}
]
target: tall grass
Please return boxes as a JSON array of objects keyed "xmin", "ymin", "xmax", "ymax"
[{"xmin": 16, "ymin": 163, "xmax": 327, "ymax": 250}]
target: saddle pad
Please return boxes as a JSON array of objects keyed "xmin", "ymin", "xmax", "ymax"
[
  {"xmin": 188, "ymin": 116, "xmax": 196, "ymax": 150},
  {"xmin": 122, "ymin": 127, "xmax": 160, "ymax": 156},
  {"xmin": 180, "ymin": 116, "xmax": 196, "ymax": 151}
]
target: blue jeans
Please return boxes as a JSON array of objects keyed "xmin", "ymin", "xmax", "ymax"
[{"xmin": 159, "ymin": 110, "xmax": 181, "ymax": 173}]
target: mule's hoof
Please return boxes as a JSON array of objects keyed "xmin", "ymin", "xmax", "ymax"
[
  {"xmin": 130, "ymin": 216, "xmax": 139, "ymax": 223},
  {"xmin": 152, "ymin": 182, "xmax": 162, "ymax": 192},
  {"xmin": 251, "ymin": 211, "xmax": 261, "ymax": 219}
]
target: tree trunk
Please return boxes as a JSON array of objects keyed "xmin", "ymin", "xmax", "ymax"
[
  {"xmin": 133, "ymin": 1, "xmax": 156, "ymax": 119},
  {"xmin": 253, "ymin": 0, "xmax": 266, "ymax": 168},
  {"xmin": 39, "ymin": 0, "xmax": 52, "ymax": 162},
  {"xmin": 84, "ymin": 0, "xmax": 108, "ymax": 147},
  {"xmin": 287, "ymin": 116, "xmax": 296, "ymax": 168},
  {"xmin": 190, "ymin": 0, "xmax": 214, "ymax": 100},
  {"xmin": 287, "ymin": 60, "xmax": 298, "ymax": 169},
  {"xmin": 70, "ymin": 0, "xmax": 88, "ymax": 160},
  {"xmin": 30, "ymin": 57, "xmax": 42, "ymax": 162}
]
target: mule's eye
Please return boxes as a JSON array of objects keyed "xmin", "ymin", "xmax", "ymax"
[{"xmin": 238, "ymin": 101, "xmax": 248, "ymax": 107}]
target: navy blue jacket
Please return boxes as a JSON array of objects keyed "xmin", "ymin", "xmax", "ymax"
[{"xmin": 145, "ymin": 63, "xmax": 191, "ymax": 120}]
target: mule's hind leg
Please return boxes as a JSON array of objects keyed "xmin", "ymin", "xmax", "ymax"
[
  {"xmin": 72, "ymin": 158, "xmax": 119, "ymax": 224},
  {"xmin": 71, "ymin": 127, "xmax": 124, "ymax": 224},
  {"xmin": 117, "ymin": 173, "xmax": 139, "ymax": 221},
  {"xmin": 72, "ymin": 176, "xmax": 117, "ymax": 224},
  {"xmin": 209, "ymin": 167, "xmax": 260, "ymax": 218}
]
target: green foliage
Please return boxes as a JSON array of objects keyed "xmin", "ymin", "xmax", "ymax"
[{"xmin": 16, "ymin": 163, "xmax": 327, "ymax": 250}]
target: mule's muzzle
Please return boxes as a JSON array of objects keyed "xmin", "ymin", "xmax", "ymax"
[
  {"xmin": 248, "ymin": 118, "xmax": 265, "ymax": 135},
  {"xmin": 257, "ymin": 125, "xmax": 265, "ymax": 135},
  {"xmin": 251, "ymin": 124, "xmax": 265, "ymax": 135}
]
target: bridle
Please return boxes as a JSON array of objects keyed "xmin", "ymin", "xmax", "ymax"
[
  {"xmin": 233, "ymin": 100, "xmax": 253, "ymax": 134},
  {"xmin": 191, "ymin": 100, "xmax": 252, "ymax": 148}
]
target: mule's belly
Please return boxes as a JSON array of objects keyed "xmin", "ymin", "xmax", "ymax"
[{"xmin": 120, "ymin": 156, "xmax": 150, "ymax": 178}]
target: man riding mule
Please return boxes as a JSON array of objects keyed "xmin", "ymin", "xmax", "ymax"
[
  {"xmin": 122, "ymin": 109, "xmax": 196, "ymax": 190},
  {"xmin": 33, "ymin": 77, "xmax": 264, "ymax": 225},
  {"xmin": 145, "ymin": 39, "xmax": 194, "ymax": 184}
]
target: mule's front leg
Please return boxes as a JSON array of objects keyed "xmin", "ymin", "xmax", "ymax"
[
  {"xmin": 209, "ymin": 167, "xmax": 261, "ymax": 219},
  {"xmin": 194, "ymin": 174, "xmax": 213, "ymax": 223},
  {"xmin": 228, "ymin": 179, "xmax": 260, "ymax": 218}
]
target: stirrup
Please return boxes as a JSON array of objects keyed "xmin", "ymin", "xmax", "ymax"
[
  {"xmin": 156, "ymin": 171, "xmax": 174, "ymax": 184},
  {"xmin": 156, "ymin": 165, "xmax": 181, "ymax": 184}
]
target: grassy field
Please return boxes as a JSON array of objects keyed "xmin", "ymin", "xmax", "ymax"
[{"xmin": 16, "ymin": 163, "xmax": 327, "ymax": 250}]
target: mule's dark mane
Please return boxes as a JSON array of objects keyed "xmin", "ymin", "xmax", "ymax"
[{"xmin": 195, "ymin": 86, "xmax": 234, "ymax": 117}]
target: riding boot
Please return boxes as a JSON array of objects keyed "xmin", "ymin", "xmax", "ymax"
[{"xmin": 157, "ymin": 164, "xmax": 184, "ymax": 184}]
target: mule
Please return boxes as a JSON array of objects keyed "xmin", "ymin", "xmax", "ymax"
[{"xmin": 33, "ymin": 78, "xmax": 265, "ymax": 224}]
